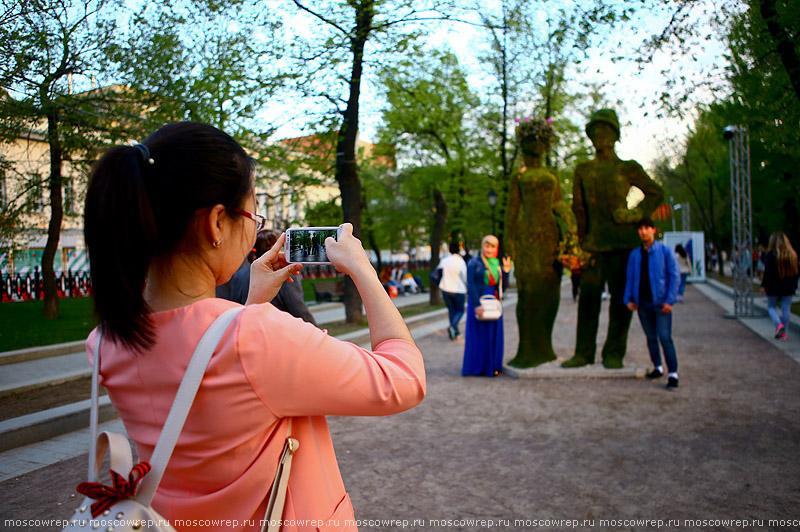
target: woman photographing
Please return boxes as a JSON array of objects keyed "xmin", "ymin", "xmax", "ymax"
[{"xmin": 83, "ymin": 122, "xmax": 426, "ymax": 531}]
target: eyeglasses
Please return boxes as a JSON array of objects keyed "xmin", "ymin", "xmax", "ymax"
[{"xmin": 231, "ymin": 208, "xmax": 266, "ymax": 232}]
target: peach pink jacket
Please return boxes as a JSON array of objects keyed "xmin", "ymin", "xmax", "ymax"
[{"xmin": 87, "ymin": 298, "xmax": 426, "ymax": 532}]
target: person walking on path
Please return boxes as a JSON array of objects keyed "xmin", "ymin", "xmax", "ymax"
[
  {"xmin": 83, "ymin": 122, "xmax": 426, "ymax": 531},
  {"xmin": 624, "ymin": 217, "xmax": 681, "ymax": 389},
  {"xmin": 462, "ymin": 235, "xmax": 511, "ymax": 377},
  {"xmin": 437, "ymin": 241, "xmax": 468, "ymax": 340},
  {"xmin": 761, "ymin": 232, "xmax": 799, "ymax": 340}
]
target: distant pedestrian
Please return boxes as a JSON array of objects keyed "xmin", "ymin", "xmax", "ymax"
[
  {"xmin": 624, "ymin": 218, "xmax": 681, "ymax": 390},
  {"xmin": 761, "ymin": 232, "xmax": 799, "ymax": 340},
  {"xmin": 675, "ymin": 244, "xmax": 692, "ymax": 302},
  {"xmin": 437, "ymin": 242, "xmax": 468, "ymax": 340}
]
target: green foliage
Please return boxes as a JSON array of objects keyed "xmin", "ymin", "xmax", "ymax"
[
  {"xmin": 360, "ymin": 161, "xmax": 429, "ymax": 253},
  {"xmin": 725, "ymin": 0, "xmax": 800, "ymax": 245},
  {"xmin": 653, "ymin": 104, "xmax": 732, "ymax": 255},
  {"xmin": 377, "ymin": 49, "xmax": 493, "ymax": 247},
  {"xmin": 658, "ymin": 0, "xmax": 800, "ymax": 251},
  {"xmin": 0, "ymin": 0, "xmax": 123, "ymax": 244},
  {"xmin": 305, "ymin": 197, "xmax": 343, "ymax": 226},
  {"xmin": 104, "ymin": 1, "xmax": 284, "ymax": 140}
]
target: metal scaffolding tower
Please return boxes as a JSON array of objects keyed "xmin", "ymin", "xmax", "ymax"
[{"xmin": 725, "ymin": 125, "xmax": 754, "ymax": 317}]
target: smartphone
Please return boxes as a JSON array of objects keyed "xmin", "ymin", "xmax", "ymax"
[{"xmin": 284, "ymin": 226, "xmax": 341, "ymax": 264}]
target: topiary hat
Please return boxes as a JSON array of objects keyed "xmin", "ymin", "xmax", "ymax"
[{"xmin": 585, "ymin": 109, "xmax": 620, "ymax": 139}]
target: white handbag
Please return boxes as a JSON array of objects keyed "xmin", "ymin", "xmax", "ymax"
[
  {"xmin": 476, "ymin": 295, "xmax": 503, "ymax": 321},
  {"xmin": 475, "ymin": 256, "xmax": 504, "ymax": 321},
  {"xmin": 61, "ymin": 307, "xmax": 299, "ymax": 532}
]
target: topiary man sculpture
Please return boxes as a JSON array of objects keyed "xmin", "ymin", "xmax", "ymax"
[{"xmin": 561, "ymin": 109, "xmax": 664, "ymax": 369}]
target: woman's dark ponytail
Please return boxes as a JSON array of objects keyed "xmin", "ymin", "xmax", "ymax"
[
  {"xmin": 85, "ymin": 145, "xmax": 159, "ymax": 350},
  {"xmin": 84, "ymin": 123, "xmax": 253, "ymax": 351}
]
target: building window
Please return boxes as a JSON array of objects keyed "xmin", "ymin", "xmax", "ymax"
[
  {"xmin": 64, "ymin": 178, "xmax": 75, "ymax": 215},
  {"xmin": 32, "ymin": 183, "xmax": 45, "ymax": 213}
]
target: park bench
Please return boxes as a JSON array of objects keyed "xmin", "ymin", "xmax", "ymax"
[{"xmin": 312, "ymin": 279, "xmax": 344, "ymax": 303}]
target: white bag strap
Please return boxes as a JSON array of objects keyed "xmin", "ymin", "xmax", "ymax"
[
  {"xmin": 87, "ymin": 306, "xmax": 243, "ymax": 499},
  {"xmin": 88, "ymin": 331, "xmax": 104, "ymax": 481},
  {"xmin": 95, "ymin": 431, "xmax": 134, "ymax": 478},
  {"xmin": 136, "ymin": 306, "xmax": 243, "ymax": 504},
  {"xmin": 263, "ymin": 419, "xmax": 300, "ymax": 532}
]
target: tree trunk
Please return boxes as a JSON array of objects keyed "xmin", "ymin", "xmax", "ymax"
[
  {"xmin": 336, "ymin": 0, "xmax": 374, "ymax": 323},
  {"xmin": 363, "ymin": 200, "xmax": 382, "ymax": 274},
  {"xmin": 497, "ymin": 21, "xmax": 510, "ymax": 253},
  {"xmin": 367, "ymin": 229, "xmax": 382, "ymax": 275},
  {"xmin": 759, "ymin": 0, "xmax": 800, "ymax": 106},
  {"xmin": 42, "ymin": 109, "xmax": 63, "ymax": 319},
  {"xmin": 428, "ymin": 188, "xmax": 447, "ymax": 306}
]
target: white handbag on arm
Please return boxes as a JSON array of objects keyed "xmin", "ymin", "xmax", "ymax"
[{"xmin": 62, "ymin": 307, "xmax": 299, "ymax": 532}]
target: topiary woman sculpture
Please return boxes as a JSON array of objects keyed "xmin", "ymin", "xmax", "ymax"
[{"xmin": 505, "ymin": 118, "xmax": 577, "ymax": 368}]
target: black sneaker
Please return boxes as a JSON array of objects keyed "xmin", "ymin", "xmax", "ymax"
[
  {"xmin": 666, "ymin": 377, "xmax": 679, "ymax": 390},
  {"xmin": 447, "ymin": 326, "xmax": 456, "ymax": 340},
  {"xmin": 646, "ymin": 368, "xmax": 664, "ymax": 379}
]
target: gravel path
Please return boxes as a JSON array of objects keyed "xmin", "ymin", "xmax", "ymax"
[{"xmin": 331, "ymin": 284, "xmax": 800, "ymax": 531}]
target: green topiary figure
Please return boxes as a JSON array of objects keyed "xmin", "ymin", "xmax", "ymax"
[
  {"xmin": 506, "ymin": 118, "xmax": 577, "ymax": 368},
  {"xmin": 561, "ymin": 109, "xmax": 665, "ymax": 369}
]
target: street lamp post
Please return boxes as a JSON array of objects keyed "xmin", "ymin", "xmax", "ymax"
[{"xmin": 488, "ymin": 189, "xmax": 498, "ymax": 235}]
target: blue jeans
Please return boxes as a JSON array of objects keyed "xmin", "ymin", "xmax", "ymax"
[
  {"xmin": 637, "ymin": 301, "xmax": 678, "ymax": 373},
  {"xmin": 442, "ymin": 291, "xmax": 466, "ymax": 336},
  {"xmin": 679, "ymin": 273, "xmax": 688, "ymax": 296},
  {"xmin": 766, "ymin": 295, "xmax": 793, "ymax": 328}
]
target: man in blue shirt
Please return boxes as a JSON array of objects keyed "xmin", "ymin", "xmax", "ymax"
[{"xmin": 624, "ymin": 218, "xmax": 681, "ymax": 389}]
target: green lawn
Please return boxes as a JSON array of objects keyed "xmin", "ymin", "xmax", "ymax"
[{"xmin": 0, "ymin": 297, "xmax": 97, "ymax": 352}]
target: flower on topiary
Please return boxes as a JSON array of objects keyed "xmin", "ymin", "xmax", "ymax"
[{"xmin": 515, "ymin": 117, "xmax": 557, "ymax": 149}]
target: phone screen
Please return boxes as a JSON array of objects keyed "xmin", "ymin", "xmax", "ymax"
[{"xmin": 286, "ymin": 227, "xmax": 338, "ymax": 264}]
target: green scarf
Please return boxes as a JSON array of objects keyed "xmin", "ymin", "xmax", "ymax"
[{"xmin": 484, "ymin": 257, "xmax": 500, "ymax": 286}]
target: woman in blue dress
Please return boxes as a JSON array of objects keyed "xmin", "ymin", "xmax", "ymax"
[{"xmin": 462, "ymin": 235, "xmax": 512, "ymax": 376}]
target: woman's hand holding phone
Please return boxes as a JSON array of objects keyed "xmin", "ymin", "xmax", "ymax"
[
  {"xmin": 324, "ymin": 223, "xmax": 372, "ymax": 278},
  {"xmin": 246, "ymin": 232, "xmax": 303, "ymax": 306},
  {"xmin": 325, "ymin": 223, "xmax": 414, "ymax": 347}
]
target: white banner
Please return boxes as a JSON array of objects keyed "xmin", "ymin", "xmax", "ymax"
[{"xmin": 662, "ymin": 231, "xmax": 706, "ymax": 282}]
